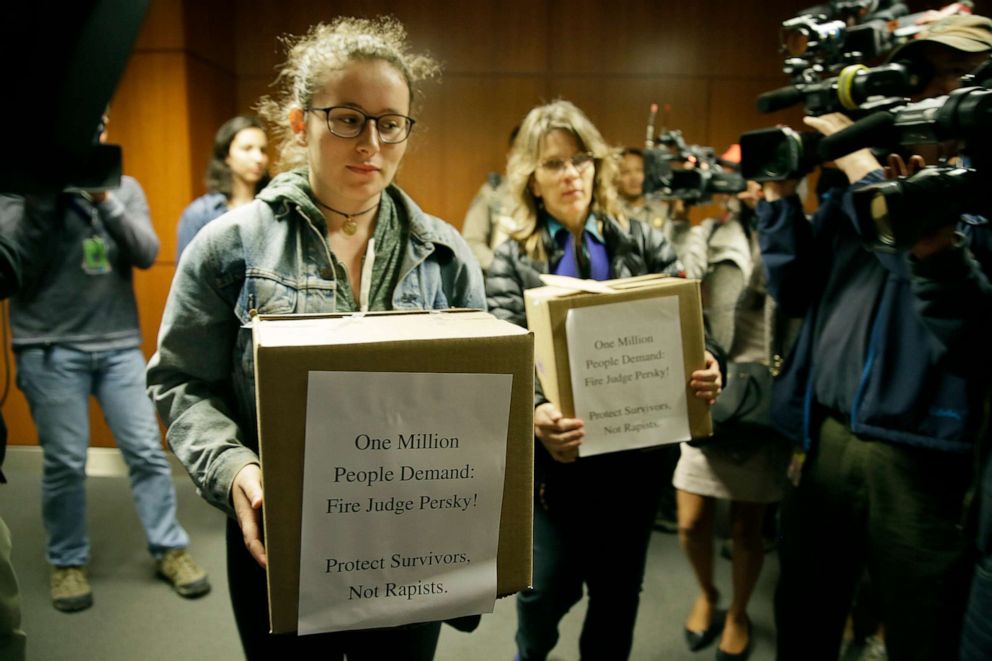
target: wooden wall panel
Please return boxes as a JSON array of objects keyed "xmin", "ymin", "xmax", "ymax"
[
  {"xmin": 183, "ymin": 0, "xmax": 236, "ymax": 72},
  {"xmin": 552, "ymin": 77, "xmax": 711, "ymax": 149},
  {"xmin": 134, "ymin": 265, "xmax": 178, "ymax": 361},
  {"xmin": 110, "ymin": 53, "xmax": 194, "ymax": 265},
  {"xmin": 236, "ymin": 76, "xmax": 273, "ymax": 116},
  {"xmin": 392, "ymin": 78, "xmax": 445, "ymax": 223},
  {"xmin": 133, "ymin": 0, "xmax": 184, "ymax": 51},
  {"xmin": 698, "ymin": 0, "xmax": 801, "ymax": 78},
  {"xmin": 548, "ymin": 1, "xmax": 712, "ymax": 75},
  {"xmin": 401, "ymin": 0, "xmax": 549, "ymax": 74},
  {"xmin": 236, "ymin": 0, "xmax": 549, "ymax": 79},
  {"xmin": 185, "ymin": 59, "xmax": 238, "ymax": 209},
  {"xmin": 401, "ymin": 75, "xmax": 549, "ymax": 228}
]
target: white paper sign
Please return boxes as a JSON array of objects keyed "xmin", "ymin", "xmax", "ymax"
[
  {"xmin": 565, "ymin": 296, "xmax": 690, "ymax": 456},
  {"xmin": 297, "ymin": 371, "xmax": 513, "ymax": 635}
]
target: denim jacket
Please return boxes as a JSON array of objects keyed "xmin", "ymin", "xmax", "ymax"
[{"xmin": 147, "ymin": 176, "xmax": 485, "ymax": 515}]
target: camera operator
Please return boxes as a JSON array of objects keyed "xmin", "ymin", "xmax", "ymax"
[
  {"xmin": 757, "ymin": 14, "xmax": 992, "ymax": 661},
  {"xmin": 617, "ymin": 147, "xmax": 673, "ymax": 232},
  {"xmin": 906, "ymin": 168, "xmax": 992, "ymax": 661},
  {"xmin": 909, "ymin": 198, "xmax": 992, "ymax": 661},
  {"xmin": 0, "ymin": 110, "xmax": 210, "ymax": 614}
]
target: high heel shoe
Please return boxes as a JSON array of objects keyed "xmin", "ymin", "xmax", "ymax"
[
  {"xmin": 715, "ymin": 616, "xmax": 752, "ymax": 661},
  {"xmin": 685, "ymin": 609, "xmax": 725, "ymax": 652}
]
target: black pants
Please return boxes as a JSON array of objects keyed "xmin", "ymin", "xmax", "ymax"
[
  {"xmin": 515, "ymin": 448, "xmax": 666, "ymax": 661},
  {"xmin": 775, "ymin": 417, "xmax": 972, "ymax": 661},
  {"xmin": 225, "ymin": 519, "xmax": 442, "ymax": 660}
]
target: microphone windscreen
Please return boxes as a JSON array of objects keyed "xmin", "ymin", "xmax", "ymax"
[
  {"xmin": 817, "ymin": 112, "xmax": 896, "ymax": 161},
  {"xmin": 757, "ymin": 86, "xmax": 804, "ymax": 113}
]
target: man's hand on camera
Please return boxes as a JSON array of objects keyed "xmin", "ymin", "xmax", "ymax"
[
  {"xmin": 804, "ymin": 113, "xmax": 881, "ymax": 184},
  {"xmin": 883, "ymin": 154, "xmax": 957, "ymax": 259},
  {"xmin": 884, "ymin": 153, "xmax": 926, "ymax": 179}
]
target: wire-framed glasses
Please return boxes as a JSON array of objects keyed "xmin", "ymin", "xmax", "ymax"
[
  {"xmin": 305, "ymin": 106, "xmax": 416, "ymax": 144},
  {"xmin": 538, "ymin": 152, "xmax": 595, "ymax": 174}
]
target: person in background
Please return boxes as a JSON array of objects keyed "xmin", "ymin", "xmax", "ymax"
[
  {"xmin": 617, "ymin": 147, "xmax": 671, "ymax": 231},
  {"xmin": 147, "ymin": 17, "xmax": 483, "ymax": 660},
  {"xmin": 673, "ymin": 179, "xmax": 792, "ymax": 660},
  {"xmin": 0, "ymin": 111, "xmax": 210, "ymax": 615},
  {"xmin": 486, "ymin": 99, "xmax": 724, "ymax": 661},
  {"xmin": 461, "ymin": 125, "xmax": 520, "ymax": 271},
  {"xmin": 616, "ymin": 145, "xmax": 684, "ymax": 534},
  {"xmin": 176, "ymin": 115, "xmax": 270, "ymax": 260},
  {"xmin": 617, "ymin": 146, "xmax": 704, "ymax": 277}
]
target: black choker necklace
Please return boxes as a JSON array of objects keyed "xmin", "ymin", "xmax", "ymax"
[{"xmin": 312, "ymin": 195, "xmax": 380, "ymax": 236}]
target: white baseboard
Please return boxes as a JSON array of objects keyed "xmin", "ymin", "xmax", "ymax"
[{"xmin": 5, "ymin": 445, "xmax": 187, "ymax": 478}]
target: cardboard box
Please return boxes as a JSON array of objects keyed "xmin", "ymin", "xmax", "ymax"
[
  {"xmin": 524, "ymin": 274, "xmax": 712, "ymax": 442},
  {"xmin": 252, "ymin": 310, "xmax": 534, "ymax": 634}
]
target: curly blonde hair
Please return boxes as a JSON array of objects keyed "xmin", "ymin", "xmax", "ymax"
[
  {"xmin": 257, "ymin": 16, "xmax": 440, "ymax": 171},
  {"xmin": 506, "ymin": 100, "xmax": 623, "ymax": 261}
]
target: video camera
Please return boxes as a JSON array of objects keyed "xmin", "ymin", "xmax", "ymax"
[
  {"xmin": 816, "ymin": 61, "xmax": 992, "ymax": 250},
  {"xmin": 779, "ymin": 2, "xmax": 911, "ymax": 76},
  {"xmin": 744, "ymin": 60, "xmax": 920, "ymax": 182},
  {"xmin": 642, "ymin": 129, "xmax": 745, "ymax": 203},
  {"xmin": 739, "ymin": 2, "xmax": 974, "ymax": 182}
]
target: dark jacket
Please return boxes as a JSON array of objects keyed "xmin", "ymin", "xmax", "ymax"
[
  {"xmin": 486, "ymin": 214, "xmax": 684, "ymax": 328},
  {"xmin": 758, "ymin": 176, "xmax": 992, "ymax": 454},
  {"xmin": 485, "ymin": 213, "xmax": 724, "ymax": 510},
  {"xmin": 1, "ymin": 180, "xmax": 158, "ymax": 351}
]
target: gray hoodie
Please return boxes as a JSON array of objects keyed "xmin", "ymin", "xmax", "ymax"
[{"xmin": 0, "ymin": 176, "xmax": 158, "ymax": 351}]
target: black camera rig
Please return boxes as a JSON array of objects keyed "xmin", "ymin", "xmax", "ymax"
[
  {"xmin": 740, "ymin": 2, "xmax": 975, "ymax": 182},
  {"xmin": 817, "ymin": 59, "xmax": 992, "ymax": 250},
  {"xmin": 642, "ymin": 129, "xmax": 745, "ymax": 203}
]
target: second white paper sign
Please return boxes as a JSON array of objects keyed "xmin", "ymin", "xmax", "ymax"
[{"xmin": 566, "ymin": 296, "xmax": 690, "ymax": 456}]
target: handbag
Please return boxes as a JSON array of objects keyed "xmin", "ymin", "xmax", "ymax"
[{"xmin": 689, "ymin": 362, "xmax": 777, "ymax": 448}]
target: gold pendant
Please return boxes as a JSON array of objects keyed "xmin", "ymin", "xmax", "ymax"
[{"xmin": 342, "ymin": 217, "xmax": 358, "ymax": 236}]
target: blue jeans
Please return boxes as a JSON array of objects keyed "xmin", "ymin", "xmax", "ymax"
[
  {"xmin": 960, "ymin": 454, "xmax": 992, "ymax": 660},
  {"xmin": 15, "ymin": 346, "xmax": 189, "ymax": 566}
]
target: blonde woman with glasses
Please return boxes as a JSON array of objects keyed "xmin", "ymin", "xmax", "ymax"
[{"xmin": 486, "ymin": 99, "xmax": 725, "ymax": 661}]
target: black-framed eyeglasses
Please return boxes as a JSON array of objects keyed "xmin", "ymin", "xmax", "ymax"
[
  {"xmin": 538, "ymin": 152, "xmax": 595, "ymax": 174},
  {"xmin": 305, "ymin": 106, "xmax": 415, "ymax": 144}
]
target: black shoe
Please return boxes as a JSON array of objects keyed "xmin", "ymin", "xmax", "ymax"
[
  {"xmin": 715, "ymin": 617, "xmax": 753, "ymax": 660},
  {"xmin": 685, "ymin": 610, "xmax": 725, "ymax": 652}
]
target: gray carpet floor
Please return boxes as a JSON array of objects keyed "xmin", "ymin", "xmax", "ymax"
[{"xmin": 0, "ymin": 447, "xmax": 779, "ymax": 661}]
